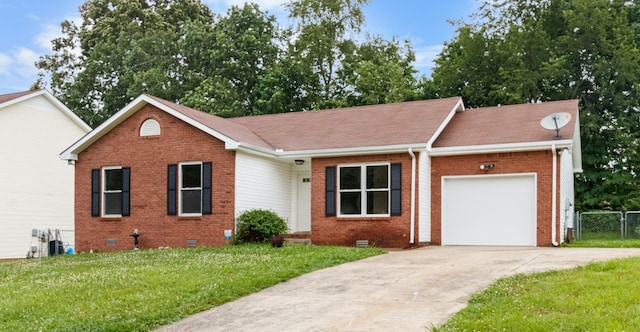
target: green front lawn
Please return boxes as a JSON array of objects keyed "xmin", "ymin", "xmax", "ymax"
[
  {"xmin": 0, "ymin": 244, "xmax": 383, "ymax": 331},
  {"xmin": 434, "ymin": 256, "xmax": 640, "ymax": 331}
]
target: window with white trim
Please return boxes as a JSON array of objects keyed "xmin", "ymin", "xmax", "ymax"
[
  {"xmin": 179, "ymin": 162, "xmax": 202, "ymax": 215},
  {"xmin": 338, "ymin": 163, "xmax": 390, "ymax": 216},
  {"xmin": 103, "ymin": 166, "xmax": 123, "ymax": 217}
]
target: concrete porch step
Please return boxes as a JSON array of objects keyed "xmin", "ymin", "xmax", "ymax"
[{"xmin": 284, "ymin": 238, "xmax": 312, "ymax": 245}]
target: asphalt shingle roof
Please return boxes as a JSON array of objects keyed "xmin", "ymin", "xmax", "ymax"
[
  {"xmin": 432, "ymin": 99, "xmax": 579, "ymax": 148},
  {"xmin": 226, "ymin": 97, "xmax": 462, "ymax": 151}
]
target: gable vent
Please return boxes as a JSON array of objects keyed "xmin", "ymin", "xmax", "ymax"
[{"xmin": 140, "ymin": 119, "xmax": 161, "ymax": 136}]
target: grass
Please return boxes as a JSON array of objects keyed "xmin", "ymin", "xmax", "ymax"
[
  {"xmin": 433, "ymin": 237, "xmax": 640, "ymax": 331},
  {"xmin": 0, "ymin": 244, "xmax": 383, "ymax": 331},
  {"xmin": 567, "ymin": 231, "xmax": 640, "ymax": 248},
  {"xmin": 433, "ymin": 256, "xmax": 640, "ymax": 331}
]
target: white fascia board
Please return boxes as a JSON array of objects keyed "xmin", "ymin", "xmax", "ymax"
[
  {"xmin": 427, "ymin": 98, "xmax": 465, "ymax": 150},
  {"xmin": 429, "ymin": 139, "xmax": 574, "ymax": 157},
  {"xmin": 59, "ymin": 95, "xmax": 240, "ymax": 160},
  {"xmin": 234, "ymin": 143, "xmax": 430, "ymax": 160},
  {"xmin": 60, "ymin": 94, "xmax": 149, "ymax": 160},
  {"xmin": 147, "ymin": 98, "xmax": 238, "ymax": 146}
]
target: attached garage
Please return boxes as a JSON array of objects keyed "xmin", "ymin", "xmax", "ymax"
[{"xmin": 441, "ymin": 174, "xmax": 537, "ymax": 246}]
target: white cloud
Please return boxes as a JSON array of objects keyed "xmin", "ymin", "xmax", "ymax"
[
  {"xmin": 0, "ymin": 53, "xmax": 12, "ymax": 76},
  {"xmin": 0, "ymin": 48, "xmax": 39, "ymax": 79},
  {"xmin": 13, "ymin": 47, "xmax": 39, "ymax": 77},
  {"xmin": 414, "ymin": 44, "xmax": 443, "ymax": 77}
]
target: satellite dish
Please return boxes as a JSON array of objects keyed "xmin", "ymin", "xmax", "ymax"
[{"xmin": 540, "ymin": 112, "xmax": 571, "ymax": 139}]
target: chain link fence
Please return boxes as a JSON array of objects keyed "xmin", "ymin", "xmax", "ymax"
[
  {"xmin": 576, "ymin": 211, "xmax": 623, "ymax": 240},
  {"xmin": 575, "ymin": 211, "xmax": 640, "ymax": 240},
  {"xmin": 625, "ymin": 211, "xmax": 640, "ymax": 239}
]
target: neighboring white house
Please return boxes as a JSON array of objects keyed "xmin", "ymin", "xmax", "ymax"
[{"xmin": 0, "ymin": 90, "xmax": 90, "ymax": 259}]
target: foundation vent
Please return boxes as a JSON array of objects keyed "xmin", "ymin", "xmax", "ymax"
[{"xmin": 355, "ymin": 240, "xmax": 368, "ymax": 248}]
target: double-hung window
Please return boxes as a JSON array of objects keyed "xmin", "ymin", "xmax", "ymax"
[
  {"xmin": 92, "ymin": 166, "xmax": 130, "ymax": 218},
  {"xmin": 167, "ymin": 161, "xmax": 211, "ymax": 216},
  {"xmin": 103, "ymin": 167, "xmax": 123, "ymax": 216},
  {"xmin": 339, "ymin": 164, "xmax": 390, "ymax": 216},
  {"xmin": 179, "ymin": 162, "xmax": 202, "ymax": 215}
]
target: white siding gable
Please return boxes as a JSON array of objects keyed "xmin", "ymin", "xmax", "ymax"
[{"xmin": 0, "ymin": 94, "xmax": 89, "ymax": 258}]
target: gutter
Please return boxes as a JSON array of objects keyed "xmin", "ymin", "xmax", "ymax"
[
  {"xmin": 551, "ymin": 144, "xmax": 559, "ymax": 247},
  {"xmin": 408, "ymin": 148, "xmax": 416, "ymax": 245},
  {"xmin": 429, "ymin": 140, "xmax": 573, "ymax": 157}
]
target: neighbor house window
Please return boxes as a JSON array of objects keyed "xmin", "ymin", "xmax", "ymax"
[
  {"xmin": 179, "ymin": 162, "xmax": 202, "ymax": 215},
  {"xmin": 92, "ymin": 166, "xmax": 130, "ymax": 217},
  {"xmin": 338, "ymin": 164, "xmax": 390, "ymax": 216}
]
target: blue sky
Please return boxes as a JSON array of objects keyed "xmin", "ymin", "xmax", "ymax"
[{"xmin": 0, "ymin": 0, "xmax": 478, "ymax": 94}]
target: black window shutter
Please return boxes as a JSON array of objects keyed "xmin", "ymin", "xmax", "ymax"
[
  {"xmin": 390, "ymin": 163, "xmax": 402, "ymax": 216},
  {"xmin": 202, "ymin": 162, "xmax": 212, "ymax": 215},
  {"xmin": 91, "ymin": 169, "xmax": 100, "ymax": 217},
  {"xmin": 122, "ymin": 167, "xmax": 131, "ymax": 216},
  {"xmin": 167, "ymin": 164, "xmax": 177, "ymax": 215},
  {"xmin": 326, "ymin": 166, "xmax": 336, "ymax": 217}
]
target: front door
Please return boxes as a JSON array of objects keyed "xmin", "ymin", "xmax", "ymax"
[{"xmin": 296, "ymin": 173, "xmax": 311, "ymax": 232}]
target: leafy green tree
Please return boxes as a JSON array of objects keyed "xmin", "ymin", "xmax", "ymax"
[
  {"xmin": 431, "ymin": 0, "xmax": 640, "ymax": 210},
  {"xmin": 36, "ymin": 0, "xmax": 213, "ymax": 127},
  {"xmin": 342, "ymin": 35, "xmax": 417, "ymax": 105},
  {"xmin": 285, "ymin": 0, "xmax": 369, "ymax": 109},
  {"xmin": 179, "ymin": 3, "xmax": 286, "ymax": 117}
]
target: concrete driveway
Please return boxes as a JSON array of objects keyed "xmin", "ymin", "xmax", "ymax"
[{"xmin": 154, "ymin": 246, "xmax": 640, "ymax": 331}]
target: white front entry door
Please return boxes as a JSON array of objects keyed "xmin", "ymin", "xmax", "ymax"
[{"xmin": 296, "ymin": 173, "xmax": 311, "ymax": 232}]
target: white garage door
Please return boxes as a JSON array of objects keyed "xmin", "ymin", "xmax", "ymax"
[{"xmin": 442, "ymin": 174, "xmax": 536, "ymax": 246}]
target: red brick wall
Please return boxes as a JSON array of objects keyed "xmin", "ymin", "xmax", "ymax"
[
  {"xmin": 311, "ymin": 154, "xmax": 416, "ymax": 248},
  {"xmin": 74, "ymin": 104, "xmax": 236, "ymax": 252},
  {"xmin": 430, "ymin": 151, "xmax": 560, "ymax": 246}
]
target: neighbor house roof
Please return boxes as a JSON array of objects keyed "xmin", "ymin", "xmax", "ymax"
[{"xmin": 0, "ymin": 90, "xmax": 38, "ymax": 104}]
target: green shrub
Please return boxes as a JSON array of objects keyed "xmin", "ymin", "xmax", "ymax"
[{"xmin": 235, "ymin": 209, "xmax": 288, "ymax": 244}]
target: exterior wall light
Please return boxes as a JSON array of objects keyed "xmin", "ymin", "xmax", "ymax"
[
  {"xmin": 480, "ymin": 163, "xmax": 495, "ymax": 171},
  {"xmin": 294, "ymin": 159, "xmax": 305, "ymax": 165}
]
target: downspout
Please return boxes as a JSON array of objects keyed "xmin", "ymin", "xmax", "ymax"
[
  {"xmin": 408, "ymin": 148, "xmax": 416, "ymax": 244},
  {"xmin": 551, "ymin": 145, "xmax": 559, "ymax": 247}
]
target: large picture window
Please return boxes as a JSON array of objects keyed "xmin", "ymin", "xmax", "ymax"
[
  {"xmin": 338, "ymin": 164, "xmax": 389, "ymax": 216},
  {"xmin": 180, "ymin": 162, "xmax": 202, "ymax": 215}
]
